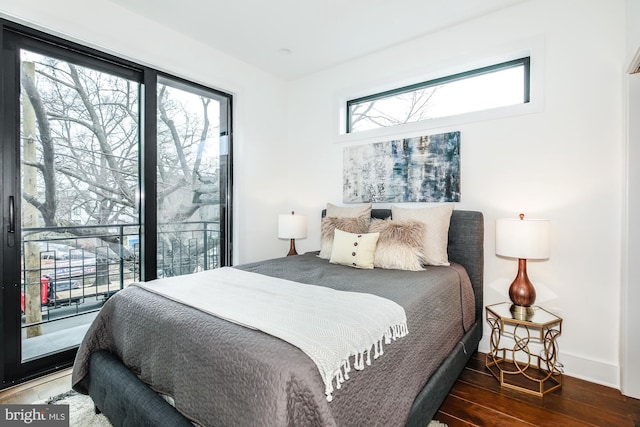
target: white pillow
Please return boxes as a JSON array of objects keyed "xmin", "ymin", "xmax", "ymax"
[
  {"xmin": 318, "ymin": 217, "xmax": 369, "ymax": 259},
  {"xmin": 391, "ymin": 204, "xmax": 454, "ymax": 266},
  {"xmin": 326, "ymin": 202, "xmax": 372, "ymax": 218},
  {"xmin": 329, "ymin": 228, "xmax": 379, "ymax": 269}
]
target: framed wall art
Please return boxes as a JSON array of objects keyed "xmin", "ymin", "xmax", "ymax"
[{"xmin": 343, "ymin": 131, "xmax": 460, "ymax": 203}]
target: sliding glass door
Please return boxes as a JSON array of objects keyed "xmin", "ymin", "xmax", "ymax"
[
  {"xmin": 17, "ymin": 47, "xmax": 142, "ymax": 363},
  {"xmin": 1, "ymin": 21, "xmax": 232, "ymax": 386},
  {"xmin": 156, "ymin": 77, "xmax": 231, "ymax": 277}
]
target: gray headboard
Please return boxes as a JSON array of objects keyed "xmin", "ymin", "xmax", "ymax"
[{"xmin": 321, "ymin": 208, "xmax": 484, "ymax": 321}]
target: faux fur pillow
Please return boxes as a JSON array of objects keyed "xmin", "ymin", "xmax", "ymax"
[
  {"xmin": 368, "ymin": 218, "xmax": 425, "ymax": 271},
  {"xmin": 318, "ymin": 216, "xmax": 369, "ymax": 259}
]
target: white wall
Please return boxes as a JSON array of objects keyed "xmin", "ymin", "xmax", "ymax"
[
  {"xmin": 0, "ymin": 0, "xmax": 290, "ymax": 265},
  {"xmin": 3, "ymin": 0, "xmax": 635, "ymax": 394},
  {"xmin": 287, "ymin": 0, "xmax": 628, "ymax": 389},
  {"xmin": 622, "ymin": 0, "xmax": 640, "ymax": 399}
]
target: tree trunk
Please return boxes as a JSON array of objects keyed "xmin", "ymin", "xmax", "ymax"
[
  {"xmin": 20, "ymin": 61, "xmax": 56, "ymax": 226},
  {"xmin": 22, "ymin": 62, "xmax": 43, "ymax": 337}
]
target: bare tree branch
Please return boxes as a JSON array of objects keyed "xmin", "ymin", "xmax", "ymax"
[
  {"xmin": 68, "ymin": 64, "xmax": 134, "ymax": 205},
  {"xmin": 191, "ymin": 97, "xmax": 211, "ymax": 182},
  {"xmin": 158, "ymin": 86, "xmax": 192, "ymax": 180},
  {"xmin": 21, "ymin": 62, "xmax": 57, "ymax": 226}
]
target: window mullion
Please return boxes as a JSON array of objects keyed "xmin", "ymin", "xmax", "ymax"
[{"xmin": 141, "ymin": 70, "xmax": 158, "ymax": 282}]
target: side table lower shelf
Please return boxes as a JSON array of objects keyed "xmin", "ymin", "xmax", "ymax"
[{"xmin": 485, "ymin": 302, "xmax": 563, "ymax": 396}]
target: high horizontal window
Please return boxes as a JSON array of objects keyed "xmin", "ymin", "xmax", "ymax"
[{"xmin": 346, "ymin": 57, "xmax": 530, "ymax": 133}]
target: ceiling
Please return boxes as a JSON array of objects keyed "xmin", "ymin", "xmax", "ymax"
[{"xmin": 110, "ymin": 0, "xmax": 525, "ymax": 81}]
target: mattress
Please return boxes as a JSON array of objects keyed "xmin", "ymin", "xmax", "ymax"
[{"xmin": 72, "ymin": 253, "xmax": 475, "ymax": 426}]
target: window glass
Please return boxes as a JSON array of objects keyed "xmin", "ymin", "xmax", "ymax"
[
  {"xmin": 347, "ymin": 57, "xmax": 529, "ymax": 133},
  {"xmin": 20, "ymin": 48, "xmax": 140, "ymax": 360},
  {"xmin": 156, "ymin": 78, "xmax": 229, "ymax": 277},
  {"xmin": 2, "ymin": 21, "xmax": 233, "ymax": 382}
]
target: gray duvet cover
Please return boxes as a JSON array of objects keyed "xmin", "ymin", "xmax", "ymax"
[{"xmin": 72, "ymin": 253, "xmax": 475, "ymax": 427}]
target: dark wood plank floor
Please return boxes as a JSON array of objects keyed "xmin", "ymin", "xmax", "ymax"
[
  {"xmin": 437, "ymin": 352, "xmax": 640, "ymax": 426},
  {"xmin": 2, "ymin": 353, "xmax": 639, "ymax": 426}
]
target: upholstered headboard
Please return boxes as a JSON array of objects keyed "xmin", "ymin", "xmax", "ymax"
[{"xmin": 321, "ymin": 208, "xmax": 484, "ymax": 321}]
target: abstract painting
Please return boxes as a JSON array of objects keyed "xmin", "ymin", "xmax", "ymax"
[{"xmin": 343, "ymin": 131, "xmax": 460, "ymax": 203}]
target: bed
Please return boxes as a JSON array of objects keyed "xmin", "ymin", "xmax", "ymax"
[{"xmin": 71, "ymin": 208, "xmax": 484, "ymax": 427}]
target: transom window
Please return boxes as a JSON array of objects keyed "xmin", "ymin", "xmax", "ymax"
[{"xmin": 346, "ymin": 57, "xmax": 530, "ymax": 133}]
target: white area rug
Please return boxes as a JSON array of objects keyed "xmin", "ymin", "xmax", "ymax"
[
  {"xmin": 45, "ymin": 390, "xmax": 111, "ymax": 427},
  {"xmin": 45, "ymin": 390, "xmax": 447, "ymax": 427}
]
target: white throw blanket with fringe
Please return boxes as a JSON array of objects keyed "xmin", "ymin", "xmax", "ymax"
[{"xmin": 134, "ymin": 267, "xmax": 408, "ymax": 402}]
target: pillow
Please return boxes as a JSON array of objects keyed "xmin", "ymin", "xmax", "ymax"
[
  {"xmin": 318, "ymin": 217, "xmax": 369, "ymax": 259},
  {"xmin": 391, "ymin": 204, "xmax": 454, "ymax": 266},
  {"xmin": 329, "ymin": 228, "xmax": 379, "ymax": 269},
  {"xmin": 368, "ymin": 218, "xmax": 425, "ymax": 271},
  {"xmin": 326, "ymin": 202, "xmax": 372, "ymax": 218}
]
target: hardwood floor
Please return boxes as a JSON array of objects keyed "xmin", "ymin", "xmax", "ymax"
[
  {"xmin": 0, "ymin": 367, "xmax": 71, "ymax": 405},
  {"xmin": 1, "ymin": 353, "xmax": 639, "ymax": 426},
  {"xmin": 437, "ymin": 352, "xmax": 640, "ymax": 426}
]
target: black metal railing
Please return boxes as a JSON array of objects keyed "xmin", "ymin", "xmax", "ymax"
[
  {"xmin": 20, "ymin": 221, "xmax": 220, "ymax": 328},
  {"xmin": 157, "ymin": 221, "xmax": 220, "ymax": 277}
]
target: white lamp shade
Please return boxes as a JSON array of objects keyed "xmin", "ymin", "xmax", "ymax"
[
  {"xmin": 278, "ymin": 213, "xmax": 308, "ymax": 239},
  {"xmin": 496, "ymin": 217, "xmax": 550, "ymax": 260}
]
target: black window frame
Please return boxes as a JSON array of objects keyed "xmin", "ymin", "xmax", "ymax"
[
  {"xmin": 346, "ymin": 56, "xmax": 530, "ymax": 133},
  {"xmin": 0, "ymin": 17, "xmax": 233, "ymax": 387}
]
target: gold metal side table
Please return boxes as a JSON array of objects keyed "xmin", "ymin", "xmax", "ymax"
[{"xmin": 485, "ymin": 302, "xmax": 563, "ymax": 396}]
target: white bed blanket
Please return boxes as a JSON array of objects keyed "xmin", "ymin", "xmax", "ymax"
[{"xmin": 133, "ymin": 267, "xmax": 408, "ymax": 401}]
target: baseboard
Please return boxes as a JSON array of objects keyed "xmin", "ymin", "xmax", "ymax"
[
  {"xmin": 556, "ymin": 350, "xmax": 619, "ymax": 390},
  {"xmin": 478, "ymin": 340, "xmax": 620, "ymax": 391}
]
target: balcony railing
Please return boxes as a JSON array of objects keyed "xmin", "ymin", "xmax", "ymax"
[
  {"xmin": 21, "ymin": 221, "xmax": 220, "ymax": 327},
  {"xmin": 157, "ymin": 221, "xmax": 220, "ymax": 277}
]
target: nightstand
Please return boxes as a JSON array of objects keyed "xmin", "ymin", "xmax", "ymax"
[{"xmin": 485, "ymin": 302, "xmax": 563, "ymax": 396}]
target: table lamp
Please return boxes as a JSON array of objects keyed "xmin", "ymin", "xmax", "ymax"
[
  {"xmin": 278, "ymin": 211, "xmax": 307, "ymax": 256},
  {"xmin": 496, "ymin": 213, "xmax": 550, "ymax": 319}
]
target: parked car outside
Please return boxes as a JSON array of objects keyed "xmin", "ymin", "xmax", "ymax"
[
  {"xmin": 46, "ymin": 278, "xmax": 82, "ymax": 306},
  {"xmin": 20, "ymin": 277, "xmax": 49, "ymax": 313},
  {"xmin": 42, "ymin": 256, "xmax": 97, "ymax": 282},
  {"xmin": 21, "ymin": 244, "xmax": 97, "ymax": 312}
]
